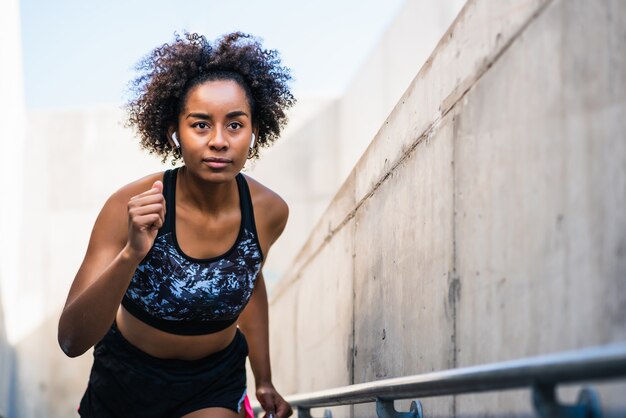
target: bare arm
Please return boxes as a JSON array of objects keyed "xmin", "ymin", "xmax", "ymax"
[
  {"xmin": 238, "ymin": 184, "xmax": 291, "ymax": 417},
  {"xmin": 238, "ymin": 272, "xmax": 271, "ymax": 384},
  {"xmin": 58, "ymin": 179, "xmax": 165, "ymax": 357},
  {"xmin": 240, "ymin": 272, "xmax": 294, "ymax": 418}
]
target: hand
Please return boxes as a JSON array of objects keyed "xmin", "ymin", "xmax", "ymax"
[
  {"xmin": 256, "ymin": 382, "xmax": 293, "ymax": 418},
  {"xmin": 125, "ymin": 180, "xmax": 165, "ymax": 260}
]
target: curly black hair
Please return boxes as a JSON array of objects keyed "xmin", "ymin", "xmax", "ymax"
[{"xmin": 126, "ymin": 32, "xmax": 295, "ymax": 163}]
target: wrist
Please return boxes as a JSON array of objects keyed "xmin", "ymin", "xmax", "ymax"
[
  {"xmin": 255, "ymin": 380, "xmax": 274, "ymax": 390},
  {"xmin": 121, "ymin": 244, "xmax": 145, "ymax": 265}
]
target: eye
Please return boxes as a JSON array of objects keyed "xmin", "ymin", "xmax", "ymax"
[
  {"xmin": 228, "ymin": 122, "xmax": 243, "ymax": 130},
  {"xmin": 191, "ymin": 121, "xmax": 210, "ymax": 130}
]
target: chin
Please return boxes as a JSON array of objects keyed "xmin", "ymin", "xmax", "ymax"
[{"xmin": 193, "ymin": 165, "xmax": 242, "ymax": 183}]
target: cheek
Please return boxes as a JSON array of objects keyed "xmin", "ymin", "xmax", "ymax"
[{"xmin": 235, "ymin": 134, "xmax": 252, "ymax": 152}]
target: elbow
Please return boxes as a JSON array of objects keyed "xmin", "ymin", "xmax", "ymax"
[
  {"xmin": 59, "ymin": 340, "xmax": 83, "ymax": 358},
  {"xmin": 57, "ymin": 318, "xmax": 87, "ymax": 358},
  {"xmin": 58, "ymin": 333, "xmax": 86, "ymax": 358}
]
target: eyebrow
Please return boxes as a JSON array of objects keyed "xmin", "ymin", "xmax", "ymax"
[
  {"xmin": 185, "ymin": 111, "xmax": 249, "ymax": 120},
  {"xmin": 186, "ymin": 112, "xmax": 211, "ymax": 120},
  {"xmin": 226, "ymin": 110, "xmax": 249, "ymax": 119}
]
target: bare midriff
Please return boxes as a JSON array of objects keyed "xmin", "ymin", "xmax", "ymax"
[{"xmin": 115, "ymin": 306, "xmax": 238, "ymax": 360}]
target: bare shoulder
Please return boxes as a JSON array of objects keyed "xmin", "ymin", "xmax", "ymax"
[
  {"xmin": 109, "ymin": 171, "xmax": 166, "ymax": 206},
  {"xmin": 242, "ymin": 174, "xmax": 288, "ymax": 243},
  {"xmin": 69, "ymin": 171, "xmax": 167, "ymax": 297},
  {"xmin": 92, "ymin": 171, "xmax": 166, "ymax": 242}
]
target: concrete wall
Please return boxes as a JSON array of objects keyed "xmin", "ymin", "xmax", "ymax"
[
  {"xmin": 0, "ymin": 92, "xmax": 331, "ymax": 417},
  {"xmin": 10, "ymin": 107, "xmax": 167, "ymax": 417},
  {"xmin": 2, "ymin": 1, "xmax": 466, "ymax": 415},
  {"xmin": 268, "ymin": 0, "xmax": 626, "ymax": 416},
  {"xmin": 0, "ymin": 106, "xmax": 168, "ymax": 417},
  {"xmin": 8, "ymin": 95, "xmax": 337, "ymax": 416},
  {"xmin": 250, "ymin": 1, "xmax": 466, "ymax": 288}
]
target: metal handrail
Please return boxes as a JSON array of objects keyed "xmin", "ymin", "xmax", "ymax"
[{"xmin": 252, "ymin": 342, "xmax": 626, "ymax": 417}]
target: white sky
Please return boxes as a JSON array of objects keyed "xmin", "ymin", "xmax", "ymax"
[{"xmin": 20, "ymin": 0, "xmax": 405, "ymax": 109}]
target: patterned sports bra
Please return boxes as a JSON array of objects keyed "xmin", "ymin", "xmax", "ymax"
[{"xmin": 121, "ymin": 167, "xmax": 264, "ymax": 335}]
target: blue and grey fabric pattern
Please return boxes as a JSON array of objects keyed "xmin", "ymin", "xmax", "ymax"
[
  {"xmin": 125, "ymin": 229, "xmax": 262, "ymax": 321},
  {"xmin": 121, "ymin": 168, "xmax": 264, "ymax": 335}
]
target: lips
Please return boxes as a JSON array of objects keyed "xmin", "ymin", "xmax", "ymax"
[
  {"xmin": 203, "ymin": 157, "xmax": 232, "ymax": 163},
  {"xmin": 202, "ymin": 157, "xmax": 233, "ymax": 169}
]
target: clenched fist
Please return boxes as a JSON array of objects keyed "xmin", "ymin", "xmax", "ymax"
[{"xmin": 125, "ymin": 180, "xmax": 165, "ymax": 260}]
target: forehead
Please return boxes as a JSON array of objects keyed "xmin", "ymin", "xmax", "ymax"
[{"xmin": 183, "ymin": 79, "xmax": 250, "ymax": 114}]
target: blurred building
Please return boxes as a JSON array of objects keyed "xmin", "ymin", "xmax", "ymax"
[{"xmin": 0, "ymin": 0, "xmax": 26, "ymax": 416}]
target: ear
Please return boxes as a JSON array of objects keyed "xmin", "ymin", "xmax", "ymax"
[
  {"xmin": 251, "ymin": 129, "xmax": 260, "ymax": 149},
  {"xmin": 166, "ymin": 126, "xmax": 178, "ymax": 149},
  {"xmin": 247, "ymin": 129, "xmax": 260, "ymax": 159}
]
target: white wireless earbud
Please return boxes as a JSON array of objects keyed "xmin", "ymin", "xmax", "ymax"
[
  {"xmin": 250, "ymin": 133, "xmax": 256, "ymax": 149},
  {"xmin": 172, "ymin": 132, "xmax": 180, "ymax": 148}
]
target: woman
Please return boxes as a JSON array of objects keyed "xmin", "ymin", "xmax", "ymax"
[{"xmin": 58, "ymin": 32, "xmax": 295, "ymax": 418}]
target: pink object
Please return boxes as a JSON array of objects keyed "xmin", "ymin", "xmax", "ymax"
[{"xmin": 244, "ymin": 394, "xmax": 254, "ymax": 418}]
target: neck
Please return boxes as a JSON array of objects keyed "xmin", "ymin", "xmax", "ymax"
[{"xmin": 176, "ymin": 166, "xmax": 239, "ymax": 214}]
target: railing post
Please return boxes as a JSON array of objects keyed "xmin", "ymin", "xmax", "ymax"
[
  {"xmin": 532, "ymin": 384, "xmax": 602, "ymax": 418},
  {"xmin": 297, "ymin": 407, "xmax": 312, "ymax": 418},
  {"xmin": 376, "ymin": 399, "xmax": 423, "ymax": 418},
  {"xmin": 297, "ymin": 407, "xmax": 333, "ymax": 418}
]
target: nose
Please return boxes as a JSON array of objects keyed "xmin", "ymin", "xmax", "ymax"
[{"xmin": 208, "ymin": 128, "xmax": 228, "ymax": 151}]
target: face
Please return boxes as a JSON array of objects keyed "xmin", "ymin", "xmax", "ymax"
[{"xmin": 174, "ymin": 79, "xmax": 254, "ymax": 183}]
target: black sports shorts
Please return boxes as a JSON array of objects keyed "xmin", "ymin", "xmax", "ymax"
[{"xmin": 78, "ymin": 322, "xmax": 248, "ymax": 417}]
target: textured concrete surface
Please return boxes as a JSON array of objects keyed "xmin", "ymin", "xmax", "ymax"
[
  {"xmin": 266, "ymin": 280, "xmax": 300, "ymax": 395},
  {"xmin": 294, "ymin": 219, "xmax": 354, "ymax": 394},
  {"xmin": 337, "ymin": 0, "xmax": 466, "ymax": 182},
  {"xmin": 453, "ymin": 0, "xmax": 626, "ymax": 414},
  {"xmin": 268, "ymin": 0, "xmax": 626, "ymax": 416},
  {"xmin": 251, "ymin": 1, "xmax": 466, "ymax": 289},
  {"xmin": 353, "ymin": 115, "xmax": 455, "ymax": 417},
  {"xmin": 353, "ymin": 0, "xmax": 552, "ymax": 204},
  {"xmin": 250, "ymin": 99, "xmax": 341, "ymax": 286}
]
